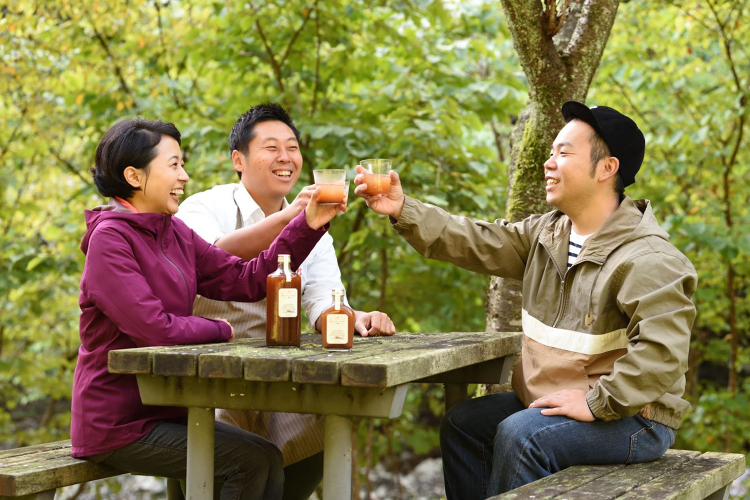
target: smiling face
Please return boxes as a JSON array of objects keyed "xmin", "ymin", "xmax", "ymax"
[
  {"xmin": 543, "ymin": 120, "xmax": 605, "ymax": 216},
  {"xmin": 125, "ymin": 135, "xmax": 188, "ymax": 215},
  {"xmin": 233, "ymin": 120, "xmax": 302, "ymax": 209}
]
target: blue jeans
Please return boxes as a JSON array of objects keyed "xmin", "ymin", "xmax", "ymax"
[
  {"xmin": 439, "ymin": 391, "xmax": 675, "ymax": 499},
  {"xmin": 101, "ymin": 419, "xmax": 284, "ymax": 500}
]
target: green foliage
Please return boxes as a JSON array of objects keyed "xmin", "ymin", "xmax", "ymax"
[
  {"xmin": 1, "ymin": 0, "xmax": 748, "ymax": 486},
  {"xmin": 0, "ymin": 0, "xmax": 522, "ymax": 451}
]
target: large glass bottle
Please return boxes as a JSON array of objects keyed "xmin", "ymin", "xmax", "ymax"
[
  {"xmin": 320, "ymin": 288, "xmax": 355, "ymax": 351},
  {"xmin": 266, "ymin": 254, "xmax": 301, "ymax": 347}
]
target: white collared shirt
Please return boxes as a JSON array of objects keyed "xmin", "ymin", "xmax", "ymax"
[{"xmin": 176, "ymin": 182, "xmax": 348, "ymax": 331}]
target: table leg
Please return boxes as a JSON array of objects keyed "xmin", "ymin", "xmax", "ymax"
[
  {"xmin": 705, "ymin": 485, "xmax": 729, "ymax": 500},
  {"xmin": 444, "ymin": 383, "xmax": 469, "ymax": 412},
  {"xmin": 186, "ymin": 407, "xmax": 214, "ymax": 500},
  {"xmin": 166, "ymin": 478, "xmax": 185, "ymax": 500},
  {"xmin": 323, "ymin": 414, "xmax": 353, "ymax": 500}
]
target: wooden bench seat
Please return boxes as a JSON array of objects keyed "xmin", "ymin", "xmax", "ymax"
[
  {"xmin": 492, "ymin": 449, "xmax": 746, "ymax": 499},
  {"xmin": 0, "ymin": 440, "xmax": 123, "ymax": 500}
]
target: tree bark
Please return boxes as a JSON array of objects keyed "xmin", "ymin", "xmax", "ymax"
[{"xmin": 486, "ymin": 0, "xmax": 620, "ymax": 333}]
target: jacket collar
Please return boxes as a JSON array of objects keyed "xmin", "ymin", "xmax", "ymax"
[
  {"xmin": 581, "ymin": 197, "xmax": 657, "ymax": 261},
  {"xmin": 538, "ymin": 196, "xmax": 655, "ymax": 272},
  {"xmin": 109, "ymin": 197, "xmax": 138, "ymax": 214},
  {"xmin": 81, "ymin": 199, "xmax": 171, "ymax": 253}
]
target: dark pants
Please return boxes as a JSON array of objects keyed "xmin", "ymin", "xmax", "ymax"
[
  {"xmin": 171, "ymin": 451, "xmax": 323, "ymax": 500},
  {"xmin": 439, "ymin": 391, "xmax": 675, "ymax": 500},
  {"xmin": 282, "ymin": 452, "xmax": 324, "ymax": 500},
  {"xmin": 101, "ymin": 420, "xmax": 284, "ymax": 500}
]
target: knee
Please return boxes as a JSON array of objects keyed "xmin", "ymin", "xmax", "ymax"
[
  {"xmin": 268, "ymin": 445, "xmax": 284, "ymax": 472},
  {"xmin": 267, "ymin": 447, "xmax": 285, "ymax": 492},
  {"xmin": 259, "ymin": 442, "xmax": 284, "ymax": 485},
  {"xmin": 494, "ymin": 410, "xmax": 543, "ymax": 453},
  {"xmin": 440, "ymin": 400, "xmax": 473, "ymax": 441},
  {"xmin": 235, "ymin": 436, "xmax": 283, "ymax": 477}
]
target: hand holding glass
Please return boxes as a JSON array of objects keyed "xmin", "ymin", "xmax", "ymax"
[{"xmin": 359, "ymin": 159, "xmax": 391, "ymax": 195}]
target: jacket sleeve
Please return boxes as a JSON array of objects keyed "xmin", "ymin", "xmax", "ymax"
[
  {"xmin": 82, "ymin": 226, "xmax": 231, "ymax": 347},
  {"xmin": 586, "ymin": 253, "xmax": 697, "ymax": 420},
  {"xmin": 392, "ymin": 196, "xmax": 544, "ymax": 280},
  {"xmin": 192, "ymin": 211, "xmax": 327, "ymax": 302}
]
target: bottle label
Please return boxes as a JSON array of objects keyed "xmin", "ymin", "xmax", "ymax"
[
  {"xmin": 278, "ymin": 288, "xmax": 298, "ymax": 317},
  {"xmin": 326, "ymin": 315, "xmax": 348, "ymax": 344}
]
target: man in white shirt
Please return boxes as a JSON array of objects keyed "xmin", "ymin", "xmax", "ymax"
[{"xmin": 177, "ymin": 102, "xmax": 395, "ymax": 499}]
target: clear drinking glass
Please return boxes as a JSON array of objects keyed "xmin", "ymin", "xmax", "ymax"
[
  {"xmin": 313, "ymin": 169, "xmax": 348, "ymax": 205},
  {"xmin": 359, "ymin": 159, "xmax": 391, "ymax": 195}
]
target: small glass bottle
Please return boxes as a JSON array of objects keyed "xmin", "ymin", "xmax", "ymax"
[
  {"xmin": 320, "ymin": 288, "xmax": 355, "ymax": 351},
  {"xmin": 266, "ymin": 254, "xmax": 301, "ymax": 347}
]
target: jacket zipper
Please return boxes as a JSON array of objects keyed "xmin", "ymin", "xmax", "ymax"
[
  {"xmin": 553, "ymin": 278, "xmax": 569, "ymax": 328},
  {"xmin": 540, "ymin": 238, "xmax": 607, "ymax": 328},
  {"xmin": 538, "ymin": 240, "xmax": 567, "ymax": 328},
  {"xmin": 159, "ymin": 217, "xmax": 192, "ymax": 313},
  {"xmin": 544, "ymin": 240, "xmax": 605, "ymax": 328}
]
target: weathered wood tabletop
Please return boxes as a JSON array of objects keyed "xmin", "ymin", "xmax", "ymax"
[{"xmin": 109, "ymin": 331, "xmax": 521, "ymax": 500}]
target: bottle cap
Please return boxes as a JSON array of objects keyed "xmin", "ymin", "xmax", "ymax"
[
  {"xmin": 332, "ymin": 288, "xmax": 344, "ymax": 310},
  {"xmin": 278, "ymin": 254, "xmax": 291, "ymax": 263}
]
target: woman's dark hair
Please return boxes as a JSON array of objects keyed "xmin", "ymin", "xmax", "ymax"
[
  {"xmin": 228, "ymin": 102, "xmax": 300, "ymax": 180},
  {"xmin": 91, "ymin": 118, "xmax": 181, "ymax": 199}
]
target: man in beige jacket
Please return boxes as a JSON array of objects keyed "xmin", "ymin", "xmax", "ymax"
[{"xmin": 354, "ymin": 102, "xmax": 697, "ymax": 499}]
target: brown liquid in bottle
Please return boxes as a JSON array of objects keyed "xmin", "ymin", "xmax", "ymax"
[
  {"xmin": 266, "ymin": 254, "xmax": 302, "ymax": 347},
  {"xmin": 320, "ymin": 289, "xmax": 354, "ymax": 351}
]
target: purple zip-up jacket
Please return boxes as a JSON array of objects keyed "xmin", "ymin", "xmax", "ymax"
[{"xmin": 71, "ymin": 201, "xmax": 326, "ymax": 457}]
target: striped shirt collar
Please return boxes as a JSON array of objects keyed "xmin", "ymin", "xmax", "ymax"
[{"xmin": 568, "ymin": 229, "xmax": 592, "ymax": 268}]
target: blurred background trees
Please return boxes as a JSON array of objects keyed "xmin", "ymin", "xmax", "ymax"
[{"xmin": 1, "ymin": 0, "xmax": 747, "ymax": 495}]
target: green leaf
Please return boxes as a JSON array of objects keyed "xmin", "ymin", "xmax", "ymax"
[
  {"xmin": 423, "ymin": 194, "xmax": 448, "ymax": 206},
  {"xmin": 26, "ymin": 256, "xmax": 46, "ymax": 271},
  {"xmin": 413, "ymin": 119, "xmax": 435, "ymax": 132}
]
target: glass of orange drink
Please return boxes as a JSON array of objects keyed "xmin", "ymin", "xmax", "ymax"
[
  {"xmin": 313, "ymin": 169, "xmax": 348, "ymax": 205},
  {"xmin": 359, "ymin": 159, "xmax": 391, "ymax": 196}
]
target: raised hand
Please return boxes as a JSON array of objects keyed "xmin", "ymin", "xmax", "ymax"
[
  {"xmin": 305, "ymin": 187, "xmax": 346, "ymax": 229},
  {"xmin": 353, "ymin": 166, "xmax": 406, "ymax": 220},
  {"xmin": 282, "ymin": 185, "xmax": 317, "ymax": 221}
]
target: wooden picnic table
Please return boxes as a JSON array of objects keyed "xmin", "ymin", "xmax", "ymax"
[{"xmin": 108, "ymin": 331, "xmax": 521, "ymax": 500}]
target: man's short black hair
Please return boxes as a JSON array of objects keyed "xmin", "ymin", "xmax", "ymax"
[
  {"xmin": 91, "ymin": 117, "xmax": 181, "ymax": 199},
  {"xmin": 228, "ymin": 102, "xmax": 300, "ymax": 180},
  {"xmin": 586, "ymin": 129, "xmax": 625, "ymax": 199}
]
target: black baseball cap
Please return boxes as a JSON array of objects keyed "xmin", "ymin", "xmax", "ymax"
[{"xmin": 561, "ymin": 101, "xmax": 645, "ymax": 187}]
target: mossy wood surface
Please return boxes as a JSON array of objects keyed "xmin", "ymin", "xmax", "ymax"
[
  {"xmin": 0, "ymin": 440, "xmax": 121, "ymax": 497},
  {"xmin": 136, "ymin": 376, "xmax": 410, "ymax": 418},
  {"xmin": 110, "ymin": 332, "xmax": 522, "ymax": 388},
  {"xmin": 492, "ymin": 449, "xmax": 745, "ymax": 499}
]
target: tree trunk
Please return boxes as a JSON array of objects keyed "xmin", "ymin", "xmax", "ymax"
[{"xmin": 486, "ymin": 0, "xmax": 620, "ymax": 333}]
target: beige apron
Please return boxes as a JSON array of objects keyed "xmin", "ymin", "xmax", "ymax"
[{"xmin": 193, "ymin": 192, "xmax": 324, "ymax": 466}]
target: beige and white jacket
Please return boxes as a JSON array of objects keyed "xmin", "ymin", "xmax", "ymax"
[{"xmin": 393, "ymin": 195, "xmax": 697, "ymax": 429}]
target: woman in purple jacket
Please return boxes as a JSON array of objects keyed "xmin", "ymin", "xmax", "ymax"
[{"xmin": 71, "ymin": 118, "xmax": 343, "ymax": 500}]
